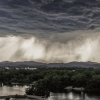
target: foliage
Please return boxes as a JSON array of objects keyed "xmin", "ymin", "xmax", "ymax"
[{"xmin": 0, "ymin": 68, "xmax": 100, "ymax": 92}]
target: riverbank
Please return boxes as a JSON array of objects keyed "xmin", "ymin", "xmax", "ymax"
[
  {"xmin": 0, "ymin": 95, "xmax": 40, "ymax": 100},
  {"xmin": 27, "ymin": 95, "xmax": 45, "ymax": 100}
]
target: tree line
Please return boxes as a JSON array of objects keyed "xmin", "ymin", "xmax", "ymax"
[{"xmin": 0, "ymin": 68, "xmax": 100, "ymax": 92}]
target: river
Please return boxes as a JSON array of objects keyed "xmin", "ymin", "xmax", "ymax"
[
  {"xmin": 0, "ymin": 85, "xmax": 100, "ymax": 100},
  {"xmin": 46, "ymin": 92, "xmax": 100, "ymax": 100},
  {"xmin": 0, "ymin": 85, "xmax": 27, "ymax": 96}
]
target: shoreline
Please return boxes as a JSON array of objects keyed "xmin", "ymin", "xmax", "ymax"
[
  {"xmin": 0, "ymin": 94, "xmax": 45, "ymax": 100},
  {"xmin": 27, "ymin": 95, "xmax": 45, "ymax": 100}
]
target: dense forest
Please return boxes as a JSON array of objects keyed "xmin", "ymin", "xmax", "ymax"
[{"xmin": 0, "ymin": 68, "xmax": 100, "ymax": 92}]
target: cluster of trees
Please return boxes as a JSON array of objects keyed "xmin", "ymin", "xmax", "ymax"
[
  {"xmin": 0, "ymin": 68, "xmax": 100, "ymax": 92},
  {"xmin": 0, "ymin": 69, "xmax": 43, "ymax": 83}
]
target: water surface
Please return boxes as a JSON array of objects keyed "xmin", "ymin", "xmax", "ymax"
[
  {"xmin": 46, "ymin": 92, "xmax": 100, "ymax": 100},
  {"xmin": 0, "ymin": 85, "xmax": 27, "ymax": 96},
  {"xmin": 0, "ymin": 86, "xmax": 100, "ymax": 100}
]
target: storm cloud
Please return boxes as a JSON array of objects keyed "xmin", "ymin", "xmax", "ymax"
[{"xmin": 0, "ymin": 0, "xmax": 100, "ymax": 62}]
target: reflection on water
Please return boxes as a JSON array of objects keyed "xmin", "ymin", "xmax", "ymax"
[
  {"xmin": 0, "ymin": 85, "xmax": 27, "ymax": 96},
  {"xmin": 0, "ymin": 86, "xmax": 100, "ymax": 100},
  {"xmin": 46, "ymin": 92, "xmax": 100, "ymax": 100}
]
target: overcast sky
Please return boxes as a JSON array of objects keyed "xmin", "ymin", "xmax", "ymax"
[{"xmin": 0, "ymin": 0, "xmax": 100, "ymax": 63}]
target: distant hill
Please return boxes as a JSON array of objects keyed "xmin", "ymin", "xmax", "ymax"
[
  {"xmin": 0, "ymin": 61, "xmax": 100, "ymax": 69},
  {"xmin": 47, "ymin": 61, "xmax": 100, "ymax": 69},
  {"xmin": 0, "ymin": 61, "xmax": 45, "ymax": 68}
]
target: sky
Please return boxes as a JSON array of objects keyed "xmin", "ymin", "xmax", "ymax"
[{"xmin": 0, "ymin": 0, "xmax": 100, "ymax": 63}]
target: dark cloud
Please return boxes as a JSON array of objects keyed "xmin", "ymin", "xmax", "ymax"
[
  {"xmin": 0, "ymin": 0, "xmax": 100, "ymax": 62},
  {"xmin": 0, "ymin": 0, "xmax": 100, "ymax": 37}
]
